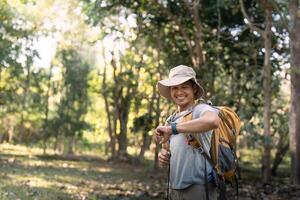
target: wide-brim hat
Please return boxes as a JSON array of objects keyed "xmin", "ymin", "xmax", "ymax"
[{"xmin": 157, "ymin": 65, "xmax": 204, "ymax": 100}]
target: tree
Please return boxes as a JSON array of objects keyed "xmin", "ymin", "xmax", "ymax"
[
  {"xmin": 103, "ymin": 45, "xmax": 142, "ymax": 159},
  {"xmin": 240, "ymin": 0, "xmax": 277, "ymax": 183},
  {"xmin": 271, "ymin": 100, "xmax": 289, "ymax": 176},
  {"xmin": 289, "ymin": 0, "xmax": 300, "ymax": 185},
  {"xmin": 0, "ymin": 1, "xmax": 40, "ymax": 143},
  {"xmin": 100, "ymin": 43, "xmax": 117, "ymax": 158},
  {"xmin": 81, "ymin": 1, "xmax": 290, "ymax": 172},
  {"xmin": 55, "ymin": 49, "xmax": 91, "ymax": 154}
]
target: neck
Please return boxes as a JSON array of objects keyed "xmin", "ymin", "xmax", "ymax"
[{"xmin": 178, "ymin": 101, "xmax": 195, "ymax": 112}]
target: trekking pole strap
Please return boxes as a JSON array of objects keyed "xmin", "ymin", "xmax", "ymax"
[
  {"xmin": 204, "ymin": 159, "xmax": 209, "ymax": 200},
  {"xmin": 235, "ymin": 174, "xmax": 239, "ymax": 200}
]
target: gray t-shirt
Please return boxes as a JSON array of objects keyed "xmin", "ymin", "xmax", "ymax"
[{"xmin": 167, "ymin": 103, "xmax": 219, "ymax": 189}]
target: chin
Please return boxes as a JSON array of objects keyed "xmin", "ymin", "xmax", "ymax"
[{"xmin": 177, "ymin": 102, "xmax": 189, "ymax": 108}]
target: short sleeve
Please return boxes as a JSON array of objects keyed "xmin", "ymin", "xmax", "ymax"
[{"xmin": 192, "ymin": 104, "xmax": 218, "ymax": 119}]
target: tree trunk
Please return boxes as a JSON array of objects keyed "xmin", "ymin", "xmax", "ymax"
[
  {"xmin": 153, "ymin": 31, "xmax": 163, "ymax": 170},
  {"xmin": 110, "ymin": 49, "xmax": 141, "ymax": 159},
  {"xmin": 153, "ymin": 93, "xmax": 161, "ymax": 171},
  {"xmin": 19, "ymin": 56, "xmax": 31, "ymax": 143},
  {"xmin": 139, "ymin": 133, "xmax": 151, "ymax": 159},
  {"xmin": 271, "ymin": 137, "xmax": 289, "ymax": 176},
  {"xmin": 139, "ymin": 86, "xmax": 156, "ymax": 160},
  {"xmin": 43, "ymin": 64, "xmax": 53, "ymax": 155},
  {"xmin": 118, "ymin": 73, "xmax": 140, "ymax": 158},
  {"xmin": 104, "ymin": 93, "xmax": 116, "ymax": 157},
  {"xmin": 183, "ymin": 0, "xmax": 205, "ymax": 68},
  {"xmin": 54, "ymin": 134, "xmax": 64, "ymax": 154},
  {"xmin": 101, "ymin": 44, "xmax": 116, "ymax": 158},
  {"xmin": 262, "ymin": 9, "xmax": 272, "ymax": 183},
  {"xmin": 191, "ymin": 0, "xmax": 204, "ymax": 68},
  {"xmin": 67, "ymin": 135, "xmax": 75, "ymax": 155},
  {"xmin": 289, "ymin": 0, "xmax": 300, "ymax": 185},
  {"xmin": 54, "ymin": 135, "xmax": 59, "ymax": 153},
  {"xmin": 111, "ymin": 55, "xmax": 122, "ymax": 158},
  {"xmin": 118, "ymin": 100, "xmax": 129, "ymax": 158},
  {"xmin": 240, "ymin": 0, "xmax": 274, "ymax": 183},
  {"xmin": 8, "ymin": 124, "xmax": 14, "ymax": 143}
]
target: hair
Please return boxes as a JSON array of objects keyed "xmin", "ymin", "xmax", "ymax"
[
  {"xmin": 186, "ymin": 79, "xmax": 196, "ymax": 86},
  {"xmin": 179, "ymin": 79, "xmax": 198, "ymax": 97}
]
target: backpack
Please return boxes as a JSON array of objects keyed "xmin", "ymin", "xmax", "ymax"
[{"xmin": 183, "ymin": 104, "xmax": 241, "ymax": 199}]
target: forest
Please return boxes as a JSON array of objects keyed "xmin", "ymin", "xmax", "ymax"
[{"xmin": 0, "ymin": 0, "xmax": 300, "ymax": 199}]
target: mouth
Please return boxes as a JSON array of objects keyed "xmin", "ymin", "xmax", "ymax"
[{"xmin": 175, "ymin": 96, "xmax": 186, "ymax": 101}]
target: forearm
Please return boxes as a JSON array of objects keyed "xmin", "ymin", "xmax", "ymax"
[
  {"xmin": 176, "ymin": 111, "xmax": 220, "ymax": 134},
  {"xmin": 155, "ymin": 111, "xmax": 219, "ymax": 144}
]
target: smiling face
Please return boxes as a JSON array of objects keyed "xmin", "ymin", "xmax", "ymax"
[{"xmin": 170, "ymin": 80, "xmax": 198, "ymax": 112}]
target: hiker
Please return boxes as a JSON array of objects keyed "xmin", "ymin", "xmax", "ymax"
[{"xmin": 155, "ymin": 65, "xmax": 220, "ymax": 200}]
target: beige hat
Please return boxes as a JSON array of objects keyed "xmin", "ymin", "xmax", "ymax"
[{"xmin": 157, "ymin": 65, "xmax": 204, "ymax": 100}]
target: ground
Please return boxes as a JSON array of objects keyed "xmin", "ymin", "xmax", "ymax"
[{"xmin": 0, "ymin": 144, "xmax": 299, "ymax": 200}]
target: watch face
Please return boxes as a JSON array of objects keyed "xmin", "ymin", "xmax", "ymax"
[{"xmin": 171, "ymin": 122, "xmax": 178, "ymax": 135}]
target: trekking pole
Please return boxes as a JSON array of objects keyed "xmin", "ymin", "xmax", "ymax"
[{"xmin": 166, "ymin": 156, "xmax": 170, "ymax": 200}]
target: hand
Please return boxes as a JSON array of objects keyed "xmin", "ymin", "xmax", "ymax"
[
  {"xmin": 158, "ymin": 149, "xmax": 170, "ymax": 166},
  {"xmin": 155, "ymin": 125, "xmax": 172, "ymax": 144}
]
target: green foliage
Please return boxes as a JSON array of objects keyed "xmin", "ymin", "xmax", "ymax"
[
  {"xmin": 54, "ymin": 49, "xmax": 92, "ymax": 138},
  {"xmin": 132, "ymin": 113, "xmax": 154, "ymax": 134},
  {"xmin": 83, "ymin": 1, "xmax": 291, "ymax": 170},
  {"xmin": 0, "ymin": 0, "xmax": 292, "ymax": 175},
  {"xmin": 0, "ymin": 1, "xmax": 45, "ymax": 143}
]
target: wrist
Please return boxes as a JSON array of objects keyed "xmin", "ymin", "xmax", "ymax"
[
  {"xmin": 170, "ymin": 122, "xmax": 178, "ymax": 135},
  {"xmin": 166, "ymin": 126, "xmax": 172, "ymax": 136}
]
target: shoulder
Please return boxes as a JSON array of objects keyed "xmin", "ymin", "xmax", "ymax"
[
  {"xmin": 193, "ymin": 103, "xmax": 219, "ymax": 118},
  {"xmin": 194, "ymin": 103, "xmax": 217, "ymax": 112}
]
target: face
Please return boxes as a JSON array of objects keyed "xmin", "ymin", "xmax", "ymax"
[{"xmin": 170, "ymin": 81, "xmax": 197, "ymax": 111}]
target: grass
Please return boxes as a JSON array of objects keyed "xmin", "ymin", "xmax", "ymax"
[
  {"xmin": 0, "ymin": 143, "xmax": 295, "ymax": 200},
  {"xmin": 238, "ymin": 147, "xmax": 291, "ymax": 183},
  {"xmin": 0, "ymin": 143, "xmax": 166, "ymax": 200}
]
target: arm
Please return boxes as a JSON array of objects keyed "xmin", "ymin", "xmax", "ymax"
[
  {"xmin": 176, "ymin": 111, "xmax": 220, "ymax": 133},
  {"xmin": 156, "ymin": 111, "xmax": 220, "ymax": 144}
]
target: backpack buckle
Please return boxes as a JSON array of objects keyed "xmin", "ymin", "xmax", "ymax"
[{"xmin": 197, "ymin": 146, "xmax": 204, "ymax": 154}]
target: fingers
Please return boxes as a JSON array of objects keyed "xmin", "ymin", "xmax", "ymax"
[
  {"xmin": 155, "ymin": 133, "xmax": 162, "ymax": 143},
  {"xmin": 155, "ymin": 126, "xmax": 161, "ymax": 136},
  {"xmin": 158, "ymin": 149, "xmax": 170, "ymax": 166},
  {"xmin": 155, "ymin": 126, "xmax": 164, "ymax": 142},
  {"xmin": 155, "ymin": 125, "xmax": 172, "ymax": 144}
]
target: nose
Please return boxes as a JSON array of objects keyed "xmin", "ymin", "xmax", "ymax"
[{"xmin": 175, "ymin": 89, "xmax": 184, "ymax": 95}]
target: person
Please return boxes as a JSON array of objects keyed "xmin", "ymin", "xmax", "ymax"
[{"xmin": 155, "ymin": 65, "xmax": 220, "ymax": 200}]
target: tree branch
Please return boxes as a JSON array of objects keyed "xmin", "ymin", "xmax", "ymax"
[
  {"xmin": 181, "ymin": 0, "xmax": 204, "ymax": 67},
  {"xmin": 151, "ymin": 0, "xmax": 197, "ymax": 66},
  {"xmin": 239, "ymin": 0, "xmax": 264, "ymax": 35},
  {"xmin": 182, "ymin": 0, "xmax": 193, "ymax": 12}
]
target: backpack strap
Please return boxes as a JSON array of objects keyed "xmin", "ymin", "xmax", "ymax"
[
  {"xmin": 183, "ymin": 112, "xmax": 226, "ymax": 200},
  {"xmin": 183, "ymin": 103, "xmax": 241, "ymax": 200},
  {"xmin": 183, "ymin": 112, "xmax": 212, "ymax": 200},
  {"xmin": 183, "ymin": 111, "xmax": 225, "ymax": 176}
]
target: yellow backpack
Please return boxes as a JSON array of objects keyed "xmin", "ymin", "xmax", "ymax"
[{"xmin": 183, "ymin": 105, "xmax": 241, "ymax": 191}]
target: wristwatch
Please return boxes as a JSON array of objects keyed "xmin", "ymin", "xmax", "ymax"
[{"xmin": 171, "ymin": 122, "xmax": 178, "ymax": 135}]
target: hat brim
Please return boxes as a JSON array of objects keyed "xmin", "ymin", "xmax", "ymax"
[{"xmin": 157, "ymin": 77, "xmax": 204, "ymax": 100}]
